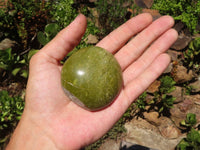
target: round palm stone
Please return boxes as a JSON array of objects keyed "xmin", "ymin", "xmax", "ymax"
[{"xmin": 61, "ymin": 46, "xmax": 123, "ymax": 111}]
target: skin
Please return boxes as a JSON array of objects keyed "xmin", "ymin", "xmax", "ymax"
[{"xmin": 6, "ymin": 13, "xmax": 178, "ymax": 150}]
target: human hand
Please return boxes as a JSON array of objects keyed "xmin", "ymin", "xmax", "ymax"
[{"xmin": 7, "ymin": 13, "xmax": 178, "ymax": 150}]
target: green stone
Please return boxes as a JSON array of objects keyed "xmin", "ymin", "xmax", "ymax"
[{"xmin": 61, "ymin": 46, "xmax": 123, "ymax": 111}]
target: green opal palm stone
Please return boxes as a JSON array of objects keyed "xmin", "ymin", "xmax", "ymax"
[{"xmin": 61, "ymin": 46, "xmax": 123, "ymax": 111}]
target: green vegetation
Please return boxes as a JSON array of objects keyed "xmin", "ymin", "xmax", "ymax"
[
  {"xmin": 0, "ymin": 90, "xmax": 24, "ymax": 146},
  {"xmin": 0, "ymin": 0, "xmax": 52, "ymax": 49},
  {"xmin": 157, "ymin": 75, "xmax": 176, "ymax": 113},
  {"xmin": 50, "ymin": 0, "xmax": 77, "ymax": 28},
  {"xmin": 177, "ymin": 113, "xmax": 200, "ymax": 150},
  {"xmin": 152, "ymin": 0, "xmax": 200, "ymax": 34},
  {"xmin": 135, "ymin": 92, "xmax": 147, "ymax": 110},
  {"xmin": 180, "ymin": 113, "xmax": 197, "ymax": 129},
  {"xmin": 184, "ymin": 37, "xmax": 200, "ymax": 72},
  {"xmin": 0, "ymin": 47, "xmax": 38, "ymax": 79},
  {"xmin": 37, "ymin": 23, "xmax": 60, "ymax": 46},
  {"xmin": 95, "ymin": 0, "xmax": 141, "ymax": 35},
  {"xmin": 135, "ymin": 75, "xmax": 176, "ymax": 115},
  {"xmin": 0, "ymin": 48, "xmax": 27, "ymax": 78}
]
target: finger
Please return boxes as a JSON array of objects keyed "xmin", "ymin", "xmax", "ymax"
[
  {"xmin": 124, "ymin": 53, "xmax": 171, "ymax": 105},
  {"xmin": 123, "ymin": 28, "xmax": 178, "ymax": 85},
  {"xmin": 115, "ymin": 15, "xmax": 175, "ymax": 70},
  {"xmin": 96, "ymin": 13, "xmax": 153, "ymax": 53},
  {"xmin": 40, "ymin": 14, "xmax": 87, "ymax": 62}
]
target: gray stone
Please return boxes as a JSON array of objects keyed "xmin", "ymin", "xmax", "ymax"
[
  {"xmin": 99, "ymin": 139, "xmax": 120, "ymax": 150},
  {"xmin": 167, "ymin": 49, "xmax": 182, "ymax": 62},
  {"xmin": 171, "ymin": 34, "xmax": 192, "ymax": 50},
  {"xmin": 85, "ymin": 34, "xmax": 98, "ymax": 44},
  {"xmin": 124, "ymin": 118, "xmax": 183, "ymax": 150},
  {"xmin": 158, "ymin": 117, "xmax": 181, "ymax": 139},
  {"xmin": 134, "ymin": 0, "xmax": 154, "ymax": 8},
  {"xmin": 178, "ymin": 98, "xmax": 194, "ymax": 113},
  {"xmin": 142, "ymin": 9, "xmax": 161, "ymax": 20},
  {"xmin": 170, "ymin": 86, "xmax": 184, "ymax": 104},
  {"xmin": 172, "ymin": 65, "xmax": 193, "ymax": 84},
  {"xmin": 164, "ymin": 62, "xmax": 173, "ymax": 74},
  {"xmin": 189, "ymin": 77, "xmax": 200, "ymax": 93},
  {"xmin": 170, "ymin": 104, "xmax": 187, "ymax": 129},
  {"xmin": 147, "ymin": 80, "xmax": 160, "ymax": 93},
  {"xmin": 0, "ymin": 38, "xmax": 16, "ymax": 50},
  {"xmin": 143, "ymin": 111, "xmax": 160, "ymax": 126},
  {"xmin": 174, "ymin": 22, "xmax": 185, "ymax": 33}
]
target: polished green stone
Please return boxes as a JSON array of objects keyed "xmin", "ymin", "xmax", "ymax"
[{"xmin": 61, "ymin": 46, "xmax": 123, "ymax": 111}]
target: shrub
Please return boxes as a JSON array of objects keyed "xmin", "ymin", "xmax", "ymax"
[
  {"xmin": 152, "ymin": 0, "xmax": 200, "ymax": 34},
  {"xmin": 177, "ymin": 113, "xmax": 200, "ymax": 150},
  {"xmin": 0, "ymin": 0, "xmax": 52, "ymax": 49},
  {"xmin": 183, "ymin": 37, "xmax": 200, "ymax": 72},
  {"xmin": 0, "ymin": 90, "xmax": 24, "ymax": 146},
  {"xmin": 95, "ymin": 0, "xmax": 140, "ymax": 35}
]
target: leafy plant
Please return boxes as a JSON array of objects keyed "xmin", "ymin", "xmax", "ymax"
[
  {"xmin": 176, "ymin": 114, "xmax": 200, "ymax": 150},
  {"xmin": 135, "ymin": 92, "xmax": 147, "ymax": 110},
  {"xmin": 95, "ymin": 0, "xmax": 140, "ymax": 35},
  {"xmin": 152, "ymin": 76, "xmax": 176, "ymax": 114},
  {"xmin": 158, "ymin": 94, "xmax": 176, "ymax": 113},
  {"xmin": 50, "ymin": 0, "xmax": 77, "ymax": 28},
  {"xmin": 159, "ymin": 75, "xmax": 176, "ymax": 94},
  {"xmin": 134, "ymin": 76, "xmax": 176, "ymax": 115},
  {"xmin": 37, "ymin": 23, "xmax": 60, "ymax": 46},
  {"xmin": 0, "ymin": 48, "xmax": 38, "ymax": 78},
  {"xmin": 152, "ymin": 0, "xmax": 200, "ymax": 34},
  {"xmin": 0, "ymin": 90, "xmax": 25, "ymax": 146},
  {"xmin": 180, "ymin": 113, "xmax": 197, "ymax": 129},
  {"xmin": 184, "ymin": 37, "xmax": 200, "ymax": 71},
  {"xmin": 0, "ymin": 48, "xmax": 25, "ymax": 77},
  {"xmin": 0, "ymin": 0, "xmax": 52, "ymax": 49}
]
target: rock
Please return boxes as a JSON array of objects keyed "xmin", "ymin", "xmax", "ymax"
[
  {"xmin": 147, "ymin": 80, "xmax": 161, "ymax": 93},
  {"xmin": 170, "ymin": 104, "xmax": 187, "ymax": 129},
  {"xmin": 145, "ymin": 94, "xmax": 154, "ymax": 104},
  {"xmin": 170, "ymin": 95, "xmax": 200, "ymax": 128},
  {"xmin": 158, "ymin": 117, "xmax": 181, "ymax": 139},
  {"xmin": 167, "ymin": 49, "xmax": 182, "ymax": 62},
  {"xmin": 143, "ymin": 0, "xmax": 154, "ymax": 8},
  {"xmin": 99, "ymin": 139, "xmax": 120, "ymax": 150},
  {"xmin": 124, "ymin": 118, "xmax": 184, "ymax": 150},
  {"xmin": 184, "ymin": 95, "xmax": 200, "ymax": 122},
  {"xmin": 173, "ymin": 22, "xmax": 185, "ymax": 33},
  {"xmin": 142, "ymin": 9, "xmax": 161, "ymax": 20},
  {"xmin": 172, "ymin": 65, "xmax": 193, "ymax": 84},
  {"xmin": 178, "ymin": 98, "xmax": 194, "ymax": 113},
  {"xmin": 164, "ymin": 62, "xmax": 173, "ymax": 74},
  {"xmin": 0, "ymin": 38, "xmax": 16, "ymax": 50},
  {"xmin": 170, "ymin": 86, "xmax": 183, "ymax": 103},
  {"xmin": 134, "ymin": 0, "xmax": 147, "ymax": 8},
  {"xmin": 171, "ymin": 34, "xmax": 192, "ymax": 50},
  {"xmin": 193, "ymin": 94, "xmax": 200, "ymax": 106},
  {"xmin": 88, "ymin": 8, "xmax": 101, "ymax": 29},
  {"xmin": 134, "ymin": 0, "xmax": 154, "ymax": 8},
  {"xmin": 143, "ymin": 111, "xmax": 160, "ymax": 126},
  {"xmin": 85, "ymin": 34, "xmax": 98, "ymax": 44},
  {"xmin": 189, "ymin": 77, "xmax": 200, "ymax": 93}
]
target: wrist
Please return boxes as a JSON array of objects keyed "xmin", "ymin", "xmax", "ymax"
[{"xmin": 6, "ymin": 110, "xmax": 58, "ymax": 150}]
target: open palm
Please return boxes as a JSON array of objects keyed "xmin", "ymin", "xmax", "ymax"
[{"xmin": 7, "ymin": 13, "xmax": 178, "ymax": 150}]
